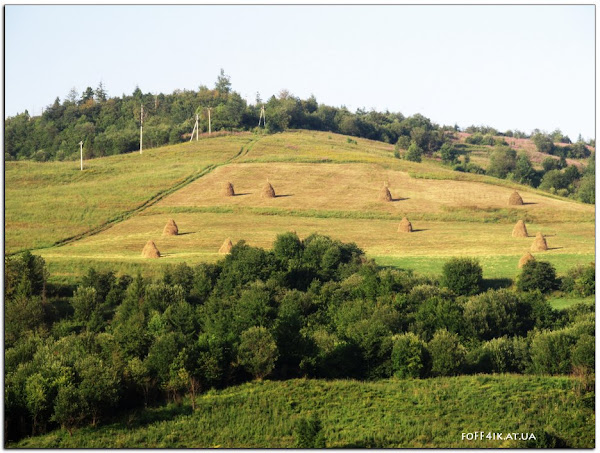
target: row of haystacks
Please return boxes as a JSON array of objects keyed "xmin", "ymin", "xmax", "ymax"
[
  {"xmin": 512, "ymin": 217, "xmax": 549, "ymax": 268},
  {"xmin": 142, "ymin": 218, "xmax": 233, "ymax": 258},
  {"xmin": 222, "ymin": 182, "xmax": 527, "ymax": 207},
  {"xmin": 142, "ymin": 187, "xmax": 546, "ymax": 269},
  {"xmin": 221, "ymin": 181, "xmax": 276, "ymax": 198}
]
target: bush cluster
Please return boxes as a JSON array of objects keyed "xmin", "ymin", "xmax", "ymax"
[{"xmin": 4, "ymin": 241, "xmax": 594, "ymax": 442}]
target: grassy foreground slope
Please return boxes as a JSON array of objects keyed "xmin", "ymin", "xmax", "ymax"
[{"xmin": 13, "ymin": 376, "xmax": 594, "ymax": 448}]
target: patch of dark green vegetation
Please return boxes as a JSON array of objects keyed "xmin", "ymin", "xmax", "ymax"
[{"xmin": 5, "ymin": 237, "xmax": 595, "ymax": 446}]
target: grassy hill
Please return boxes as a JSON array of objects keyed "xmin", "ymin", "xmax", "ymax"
[
  {"xmin": 5, "ymin": 130, "xmax": 594, "ymax": 285},
  {"xmin": 11, "ymin": 375, "xmax": 594, "ymax": 448}
]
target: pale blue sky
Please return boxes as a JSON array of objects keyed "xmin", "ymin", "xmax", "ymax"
[{"xmin": 5, "ymin": 5, "xmax": 595, "ymax": 140}]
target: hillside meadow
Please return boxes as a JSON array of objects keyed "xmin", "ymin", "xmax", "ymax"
[
  {"xmin": 4, "ymin": 134, "xmax": 254, "ymax": 253},
  {"xmin": 5, "ymin": 130, "xmax": 594, "ymax": 290},
  {"xmin": 11, "ymin": 376, "xmax": 594, "ymax": 448}
]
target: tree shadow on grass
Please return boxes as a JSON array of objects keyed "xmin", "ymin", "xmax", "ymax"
[
  {"xmin": 481, "ymin": 278, "xmax": 513, "ymax": 291},
  {"xmin": 127, "ymin": 404, "xmax": 193, "ymax": 429}
]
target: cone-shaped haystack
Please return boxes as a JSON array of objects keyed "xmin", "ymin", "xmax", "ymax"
[
  {"xmin": 219, "ymin": 238, "xmax": 233, "ymax": 254},
  {"xmin": 509, "ymin": 191, "xmax": 524, "ymax": 206},
  {"xmin": 223, "ymin": 182, "xmax": 235, "ymax": 197},
  {"xmin": 398, "ymin": 217, "xmax": 413, "ymax": 233},
  {"xmin": 530, "ymin": 232, "xmax": 548, "ymax": 252},
  {"xmin": 163, "ymin": 219, "xmax": 178, "ymax": 236},
  {"xmin": 261, "ymin": 181, "xmax": 276, "ymax": 198},
  {"xmin": 518, "ymin": 252, "xmax": 535, "ymax": 268},
  {"xmin": 141, "ymin": 240, "xmax": 161, "ymax": 258},
  {"xmin": 512, "ymin": 220, "xmax": 528, "ymax": 238},
  {"xmin": 379, "ymin": 185, "xmax": 393, "ymax": 202}
]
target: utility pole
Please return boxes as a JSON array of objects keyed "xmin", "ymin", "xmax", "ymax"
[
  {"xmin": 258, "ymin": 105, "xmax": 266, "ymax": 127},
  {"xmin": 190, "ymin": 113, "xmax": 199, "ymax": 142},
  {"xmin": 140, "ymin": 104, "xmax": 144, "ymax": 154},
  {"xmin": 207, "ymin": 107, "xmax": 212, "ymax": 135},
  {"xmin": 79, "ymin": 141, "xmax": 83, "ymax": 171}
]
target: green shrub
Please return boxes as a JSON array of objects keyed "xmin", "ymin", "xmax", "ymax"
[
  {"xmin": 561, "ymin": 264, "xmax": 594, "ymax": 296},
  {"xmin": 463, "ymin": 289, "xmax": 534, "ymax": 340},
  {"xmin": 575, "ymin": 265, "xmax": 595, "ymax": 297},
  {"xmin": 405, "ymin": 142, "xmax": 423, "ymax": 162},
  {"xmin": 483, "ymin": 336, "xmax": 529, "ymax": 373},
  {"xmin": 440, "ymin": 143, "xmax": 459, "ymax": 164},
  {"xmin": 395, "ymin": 135, "xmax": 411, "ymax": 150},
  {"xmin": 440, "ymin": 258, "xmax": 482, "ymax": 296},
  {"xmin": 237, "ymin": 326, "xmax": 279, "ymax": 380},
  {"xmin": 517, "ymin": 260, "xmax": 557, "ymax": 293},
  {"xmin": 427, "ymin": 329, "xmax": 466, "ymax": 376},
  {"xmin": 530, "ymin": 330, "xmax": 576, "ymax": 375},
  {"xmin": 391, "ymin": 333, "xmax": 429, "ymax": 378},
  {"xmin": 571, "ymin": 334, "xmax": 594, "ymax": 372}
]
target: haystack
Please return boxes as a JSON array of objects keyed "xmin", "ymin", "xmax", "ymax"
[
  {"xmin": 141, "ymin": 240, "xmax": 160, "ymax": 258},
  {"xmin": 508, "ymin": 191, "xmax": 524, "ymax": 206},
  {"xmin": 163, "ymin": 219, "xmax": 178, "ymax": 236},
  {"xmin": 518, "ymin": 252, "xmax": 535, "ymax": 269},
  {"xmin": 379, "ymin": 185, "xmax": 393, "ymax": 202},
  {"xmin": 219, "ymin": 238, "xmax": 233, "ymax": 254},
  {"xmin": 530, "ymin": 232, "xmax": 548, "ymax": 252},
  {"xmin": 261, "ymin": 181, "xmax": 275, "ymax": 198},
  {"xmin": 511, "ymin": 220, "xmax": 528, "ymax": 238},
  {"xmin": 223, "ymin": 182, "xmax": 235, "ymax": 197},
  {"xmin": 398, "ymin": 217, "xmax": 413, "ymax": 233}
]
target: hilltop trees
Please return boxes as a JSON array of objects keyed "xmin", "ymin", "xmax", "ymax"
[{"xmin": 5, "ymin": 71, "xmax": 453, "ymax": 161}]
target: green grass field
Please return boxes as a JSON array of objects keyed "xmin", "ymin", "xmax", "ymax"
[
  {"xmin": 11, "ymin": 376, "xmax": 594, "ymax": 448},
  {"xmin": 4, "ymin": 134, "xmax": 254, "ymax": 253},
  {"xmin": 6, "ymin": 130, "xmax": 594, "ymax": 287}
]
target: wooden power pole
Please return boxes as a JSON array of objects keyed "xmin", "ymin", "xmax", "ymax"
[
  {"xmin": 190, "ymin": 113, "xmax": 199, "ymax": 142},
  {"xmin": 208, "ymin": 107, "xmax": 212, "ymax": 135},
  {"xmin": 140, "ymin": 104, "xmax": 144, "ymax": 154},
  {"xmin": 79, "ymin": 141, "xmax": 83, "ymax": 171}
]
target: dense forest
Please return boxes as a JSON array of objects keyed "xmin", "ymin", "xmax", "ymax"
[{"xmin": 5, "ymin": 234, "xmax": 595, "ymax": 442}]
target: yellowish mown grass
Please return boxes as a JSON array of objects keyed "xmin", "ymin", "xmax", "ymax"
[
  {"xmin": 38, "ymin": 211, "xmax": 594, "ymax": 282},
  {"xmin": 152, "ymin": 162, "xmax": 593, "ymax": 221}
]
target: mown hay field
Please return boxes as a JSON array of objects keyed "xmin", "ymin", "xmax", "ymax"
[
  {"xmin": 39, "ymin": 211, "xmax": 593, "ymax": 284},
  {"xmin": 6, "ymin": 130, "xmax": 593, "ymax": 285}
]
